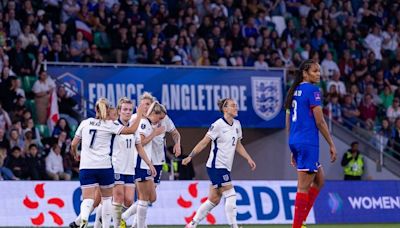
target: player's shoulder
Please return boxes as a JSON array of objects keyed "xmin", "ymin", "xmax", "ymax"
[
  {"xmin": 79, "ymin": 118, "xmax": 93, "ymax": 127},
  {"xmin": 139, "ymin": 118, "xmax": 151, "ymax": 129},
  {"xmin": 302, "ymin": 82, "xmax": 320, "ymax": 92},
  {"xmin": 233, "ymin": 119, "xmax": 241, "ymax": 127},
  {"xmin": 212, "ymin": 118, "xmax": 225, "ymax": 127}
]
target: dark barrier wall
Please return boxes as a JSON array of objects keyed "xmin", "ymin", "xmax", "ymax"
[{"xmin": 48, "ymin": 65, "xmax": 285, "ymax": 128}]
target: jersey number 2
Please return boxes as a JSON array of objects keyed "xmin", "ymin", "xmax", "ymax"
[{"xmin": 292, "ymin": 100, "xmax": 297, "ymax": 122}]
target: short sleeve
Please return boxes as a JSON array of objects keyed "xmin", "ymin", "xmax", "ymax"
[
  {"xmin": 134, "ymin": 133, "xmax": 141, "ymax": 144},
  {"xmin": 164, "ymin": 115, "xmax": 176, "ymax": 132},
  {"xmin": 206, "ymin": 122, "xmax": 220, "ymax": 140},
  {"xmin": 237, "ymin": 121, "xmax": 243, "ymax": 140},
  {"xmin": 107, "ymin": 120, "xmax": 124, "ymax": 135},
  {"xmin": 138, "ymin": 119, "xmax": 151, "ymax": 137},
  {"xmin": 308, "ymin": 86, "xmax": 322, "ymax": 108},
  {"xmin": 31, "ymin": 81, "xmax": 40, "ymax": 94},
  {"xmin": 74, "ymin": 120, "xmax": 86, "ymax": 138}
]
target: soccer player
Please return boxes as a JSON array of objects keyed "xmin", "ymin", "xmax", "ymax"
[
  {"xmin": 182, "ymin": 98, "xmax": 256, "ymax": 228},
  {"xmin": 70, "ymin": 98, "xmax": 156, "ymax": 228},
  {"xmin": 120, "ymin": 92, "xmax": 155, "ymax": 227},
  {"xmin": 111, "ymin": 97, "xmax": 154, "ymax": 228},
  {"xmin": 285, "ymin": 59, "xmax": 337, "ymax": 228},
  {"xmin": 121, "ymin": 101, "xmax": 166, "ymax": 228},
  {"xmin": 152, "ymin": 107, "xmax": 182, "ymax": 185}
]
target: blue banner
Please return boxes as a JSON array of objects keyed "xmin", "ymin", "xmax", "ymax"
[
  {"xmin": 48, "ymin": 65, "xmax": 285, "ymax": 128},
  {"xmin": 314, "ymin": 181, "xmax": 400, "ymax": 223}
]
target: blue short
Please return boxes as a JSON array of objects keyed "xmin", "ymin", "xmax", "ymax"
[
  {"xmin": 114, "ymin": 173, "xmax": 135, "ymax": 185},
  {"xmin": 206, "ymin": 167, "xmax": 232, "ymax": 188},
  {"xmin": 135, "ymin": 168, "xmax": 153, "ymax": 182},
  {"xmin": 289, "ymin": 143, "xmax": 321, "ymax": 173},
  {"xmin": 154, "ymin": 165, "xmax": 163, "ymax": 184},
  {"xmin": 79, "ymin": 168, "xmax": 114, "ymax": 188}
]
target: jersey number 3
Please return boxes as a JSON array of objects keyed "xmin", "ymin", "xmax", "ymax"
[{"xmin": 292, "ymin": 100, "xmax": 297, "ymax": 122}]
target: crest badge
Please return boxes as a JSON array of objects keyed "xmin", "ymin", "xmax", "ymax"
[{"xmin": 251, "ymin": 77, "xmax": 282, "ymax": 121}]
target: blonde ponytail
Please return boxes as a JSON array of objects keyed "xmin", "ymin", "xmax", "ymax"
[
  {"xmin": 147, "ymin": 101, "xmax": 167, "ymax": 116},
  {"xmin": 95, "ymin": 98, "xmax": 109, "ymax": 121}
]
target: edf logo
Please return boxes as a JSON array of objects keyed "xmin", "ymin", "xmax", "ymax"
[{"xmin": 235, "ymin": 186, "xmax": 297, "ymax": 221}]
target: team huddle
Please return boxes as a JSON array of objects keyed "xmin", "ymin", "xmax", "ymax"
[
  {"xmin": 68, "ymin": 60, "xmax": 336, "ymax": 228},
  {"xmin": 69, "ymin": 91, "xmax": 256, "ymax": 228}
]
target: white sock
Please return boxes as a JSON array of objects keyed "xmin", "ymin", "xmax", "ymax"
[
  {"xmin": 136, "ymin": 200, "xmax": 149, "ymax": 228},
  {"xmin": 94, "ymin": 204, "xmax": 102, "ymax": 228},
  {"xmin": 121, "ymin": 202, "xmax": 137, "ymax": 221},
  {"xmin": 112, "ymin": 202, "xmax": 122, "ymax": 228},
  {"xmin": 223, "ymin": 188, "xmax": 238, "ymax": 228},
  {"xmin": 101, "ymin": 197, "xmax": 112, "ymax": 228},
  {"xmin": 74, "ymin": 214, "xmax": 81, "ymax": 226},
  {"xmin": 80, "ymin": 199, "xmax": 94, "ymax": 227},
  {"xmin": 191, "ymin": 199, "xmax": 216, "ymax": 226}
]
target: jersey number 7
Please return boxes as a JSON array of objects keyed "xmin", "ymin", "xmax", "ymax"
[{"xmin": 89, "ymin": 129, "xmax": 97, "ymax": 148}]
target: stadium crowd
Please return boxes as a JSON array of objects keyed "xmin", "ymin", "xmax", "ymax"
[{"xmin": 0, "ymin": 0, "xmax": 400, "ymax": 180}]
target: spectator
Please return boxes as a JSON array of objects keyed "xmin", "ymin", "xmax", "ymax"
[
  {"xmin": 380, "ymin": 85, "xmax": 394, "ymax": 110},
  {"xmin": 25, "ymin": 144, "xmax": 46, "ymax": 180},
  {"xmin": 377, "ymin": 118, "xmax": 393, "ymax": 149},
  {"xmin": 327, "ymin": 70, "xmax": 346, "ymax": 97},
  {"xmin": 7, "ymin": 9, "xmax": 22, "ymax": 40},
  {"xmin": 5, "ymin": 146, "xmax": 26, "ymax": 179},
  {"xmin": 8, "ymin": 129, "xmax": 24, "ymax": 151},
  {"xmin": 61, "ymin": 0, "xmax": 80, "ymax": 22},
  {"xmin": 358, "ymin": 93, "xmax": 377, "ymax": 125},
  {"xmin": 364, "ymin": 24, "xmax": 383, "ymax": 61},
  {"xmin": 341, "ymin": 141, "xmax": 364, "ymax": 180},
  {"xmin": 23, "ymin": 129, "xmax": 42, "ymax": 154},
  {"xmin": 338, "ymin": 49, "xmax": 354, "ymax": 77},
  {"xmin": 18, "ymin": 25, "xmax": 39, "ymax": 51},
  {"xmin": 321, "ymin": 52, "xmax": 340, "ymax": 80},
  {"xmin": 310, "ymin": 28, "xmax": 326, "ymax": 51},
  {"xmin": 0, "ymin": 128, "xmax": 10, "ymax": 150},
  {"xmin": 70, "ymin": 31, "xmax": 90, "ymax": 62},
  {"xmin": 325, "ymin": 93, "xmax": 343, "ymax": 123},
  {"xmin": 32, "ymin": 70, "xmax": 56, "ymax": 124},
  {"xmin": 342, "ymin": 94, "xmax": 360, "ymax": 128},
  {"xmin": 0, "ymin": 146, "xmax": 18, "ymax": 180},
  {"xmin": 8, "ymin": 39, "xmax": 32, "ymax": 76},
  {"xmin": 57, "ymin": 86, "xmax": 81, "ymax": 125},
  {"xmin": 23, "ymin": 118, "xmax": 41, "ymax": 141},
  {"xmin": 349, "ymin": 84, "xmax": 363, "ymax": 107},
  {"xmin": 45, "ymin": 144, "xmax": 71, "ymax": 180},
  {"xmin": 52, "ymin": 118, "xmax": 71, "ymax": 139},
  {"xmin": 385, "ymin": 63, "xmax": 400, "ymax": 86},
  {"xmin": 386, "ymin": 98, "xmax": 400, "ymax": 123},
  {"xmin": 62, "ymin": 148, "xmax": 79, "ymax": 179},
  {"xmin": 254, "ymin": 52, "xmax": 268, "ymax": 70},
  {"xmin": 0, "ymin": 101, "xmax": 11, "ymax": 131}
]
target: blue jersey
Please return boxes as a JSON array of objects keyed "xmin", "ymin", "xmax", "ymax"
[{"xmin": 289, "ymin": 82, "xmax": 321, "ymax": 147}]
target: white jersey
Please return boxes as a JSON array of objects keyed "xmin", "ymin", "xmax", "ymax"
[
  {"xmin": 136, "ymin": 118, "xmax": 153, "ymax": 169},
  {"xmin": 75, "ymin": 118, "xmax": 124, "ymax": 169},
  {"xmin": 152, "ymin": 115, "xmax": 176, "ymax": 165},
  {"xmin": 112, "ymin": 119, "xmax": 141, "ymax": 175},
  {"xmin": 206, "ymin": 118, "xmax": 242, "ymax": 171}
]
